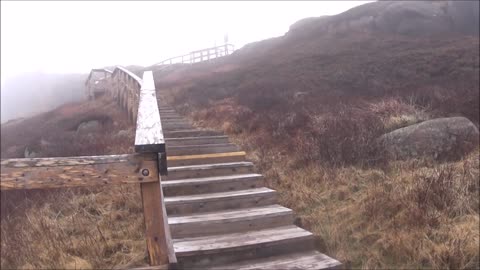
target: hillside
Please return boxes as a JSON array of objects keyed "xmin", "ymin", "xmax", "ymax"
[
  {"xmin": 148, "ymin": 1, "xmax": 479, "ymax": 268},
  {"xmin": 151, "ymin": 1, "xmax": 479, "ymax": 125}
]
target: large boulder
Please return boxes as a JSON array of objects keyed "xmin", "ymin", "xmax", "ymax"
[
  {"xmin": 380, "ymin": 117, "xmax": 479, "ymax": 160},
  {"xmin": 24, "ymin": 146, "xmax": 37, "ymax": 158},
  {"xmin": 76, "ymin": 120, "xmax": 102, "ymax": 134}
]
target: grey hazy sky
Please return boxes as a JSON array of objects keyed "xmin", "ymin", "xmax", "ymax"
[{"xmin": 1, "ymin": 1, "xmax": 371, "ymax": 83}]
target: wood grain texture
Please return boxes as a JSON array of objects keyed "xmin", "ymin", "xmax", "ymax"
[
  {"xmin": 165, "ymin": 187, "xmax": 277, "ymax": 215},
  {"xmin": 169, "ymin": 205, "xmax": 293, "ymax": 238},
  {"xmin": 166, "ymin": 162, "xmax": 254, "ymax": 180},
  {"xmin": 210, "ymin": 250, "xmax": 342, "ymax": 270},
  {"xmin": 141, "ymin": 174, "xmax": 173, "ymax": 266},
  {"xmin": 165, "ymin": 136, "xmax": 229, "ymax": 146},
  {"xmin": 162, "ymin": 173, "xmax": 262, "ymax": 196},
  {"xmin": 160, "ymin": 175, "xmax": 177, "ymax": 267},
  {"xmin": 167, "ymin": 143, "xmax": 239, "ymax": 156},
  {"xmin": 173, "ymin": 225, "xmax": 312, "ymax": 256},
  {"xmin": 1, "ymin": 153, "xmax": 157, "ymax": 190},
  {"xmin": 135, "ymin": 71, "xmax": 166, "ymax": 153},
  {"xmin": 164, "ymin": 129, "xmax": 223, "ymax": 138}
]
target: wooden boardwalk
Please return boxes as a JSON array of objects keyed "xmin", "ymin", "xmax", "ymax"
[{"xmin": 157, "ymin": 99, "xmax": 342, "ymax": 269}]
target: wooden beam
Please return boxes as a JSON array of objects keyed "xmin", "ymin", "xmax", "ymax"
[
  {"xmin": 134, "ymin": 71, "xmax": 166, "ymax": 153},
  {"xmin": 0, "ymin": 154, "xmax": 158, "ymax": 190},
  {"xmin": 140, "ymin": 174, "xmax": 170, "ymax": 266}
]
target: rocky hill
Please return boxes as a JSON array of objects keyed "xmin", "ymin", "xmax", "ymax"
[
  {"xmin": 289, "ymin": 1, "xmax": 479, "ymax": 37},
  {"xmin": 149, "ymin": 3, "xmax": 479, "ymax": 267},
  {"xmin": 152, "ymin": 1, "xmax": 479, "ymax": 125}
]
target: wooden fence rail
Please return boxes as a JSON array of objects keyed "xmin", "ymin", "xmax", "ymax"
[
  {"xmin": 154, "ymin": 43, "xmax": 234, "ymax": 66},
  {"xmin": 1, "ymin": 67, "xmax": 176, "ymax": 269}
]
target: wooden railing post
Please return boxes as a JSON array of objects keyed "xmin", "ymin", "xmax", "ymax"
[{"xmin": 135, "ymin": 70, "xmax": 175, "ymax": 267}]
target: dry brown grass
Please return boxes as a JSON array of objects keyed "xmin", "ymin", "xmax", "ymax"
[
  {"xmin": 1, "ymin": 97, "xmax": 147, "ymax": 269},
  {"xmin": 1, "ymin": 186, "xmax": 146, "ymax": 269},
  {"xmin": 162, "ymin": 88, "xmax": 480, "ymax": 269},
  {"xmin": 206, "ymin": 128, "xmax": 479, "ymax": 269}
]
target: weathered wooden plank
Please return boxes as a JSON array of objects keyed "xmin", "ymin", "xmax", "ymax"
[
  {"xmin": 167, "ymin": 152, "xmax": 246, "ymax": 166},
  {"xmin": 173, "ymin": 225, "xmax": 312, "ymax": 256},
  {"xmin": 210, "ymin": 250, "xmax": 342, "ymax": 270},
  {"xmin": 175, "ymin": 226, "xmax": 313, "ymax": 268},
  {"xmin": 164, "ymin": 129, "xmax": 223, "ymax": 138},
  {"xmin": 169, "ymin": 205, "xmax": 293, "ymax": 238},
  {"xmin": 115, "ymin": 66, "xmax": 143, "ymax": 85},
  {"xmin": 0, "ymin": 153, "xmax": 157, "ymax": 190},
  {"xmin": 1, "ymin": 154, "xmax": 156, "ymax": 168},
  {"xmin": 165, "ymin": 136, "xmax": 229, "ymax": 146},
  {"xmin": 162, "ymin": 173, "xmax": 262, "ymax": 196},
  {"xmin": 167, "ymin": 143, "xmax": 239, "ymax": 156},
  {"xmin": 135, "ymin": 71, "xmax": 166, "ymax": 153},
  {"xmin": 165, "ymin": 187, "xmax": 277, "ymax": 215},
  {"xmin": 160, "ymin": 174, "xmax": 177, "ymax": 267},
  {"xmin": 166, "ymin": 162, "xmax": 254, "ymax": 180},
  {"xmin": 141, "ymin": 176, "xmax": 170, "ymax": 266},
  {"xmin": 167, "ymin": 152, "xmax": 245, "ymax": 162},
  {"xmin": 162, "ymin": 122, "xmax": 193, "ymax": 130}
]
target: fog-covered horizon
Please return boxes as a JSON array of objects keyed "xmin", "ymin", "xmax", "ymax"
[
  {"xmin": 1, "ymin": 1, "xmax": 370, "ymax": 84},
  {"xmin": 1, "ymin": 1, "xmax": 372, "ymax": 123}
]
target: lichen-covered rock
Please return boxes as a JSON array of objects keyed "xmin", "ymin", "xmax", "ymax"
[
  {"xmin": 76, "ymin": 120, "xmax": 102, "ymax": 134},
  {"xmin": 24, "ymin": 146, "xmax": 37, "ymax": 158},
  {"xmin": 380, "ymin": 117, "xmax": 479, "ymax": 160},
  {"xmin": 115, "ymin": 129, "xmax": 130, "ymax": 138}
]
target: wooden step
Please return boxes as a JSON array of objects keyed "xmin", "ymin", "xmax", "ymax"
[
  {"xmin": 210, "ymin": 250, "xmax": 342, "ymax": 270},
  {"xmin": 161, "ymin": 117, "xmax": 184, "ymax": 122},
  {"xmin": 159, "ymin": 109, "xmax": 177, "ymax": 113},
  {"xmin": 167, "ymin": 162, "xmax": 254, "ymax": 180},
  {"xmin": 174, "ymin": 225, "xmax": 314, "ymax": 268},
  {"xmin": 162, "ymin": 173, "xmax": 263, "ymax": 196},
  {"xmin": 167, "ymin": 152, "xmax": 246, "ymax": 166},
  {"xmin": 160, "ymin": 115, "xmax": 183, "ymax": 120},
  {"xmin": 169, "ymin": 204, "xmax": 293, "ymax": 238},
  {"xmin": 160, "ymin": 115, "xmax": 183, "ymax": 119},
  {"xmin": 161, "ymin": 118, "xmax": 189, "ymax": 123},
  {"xmin": 165, "ymin": 187, "xmax": 277, "ymax": 215},
  {"xmin": 162, "ymin": 122, "xmax": 193, "ymax": 130},
  {"xmin": 165, "ymin": 136, "xmax": 229, "ymax": 146},
  {"xmin": 164, "ymin": 129, "xmax": 223, "ymax": 138},
  {"xmin": 167, "ymin": 143, "xmax": 239, "ymax": 156},
  {"xmin": 160, "ymin": 111, "xmax": 181, "ymax": 116}
]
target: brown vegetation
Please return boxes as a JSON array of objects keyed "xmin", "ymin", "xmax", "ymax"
[
  {"xmin": 151, "ymin": 10, "xmax": 480, "ymax": 268},
  {"xmin": 1, "ymin": 97, "xmax": 148, "ymax": 269},
  {"xmin": 162, "ymin": 91, "xmax": 480, "ymax": 269}
]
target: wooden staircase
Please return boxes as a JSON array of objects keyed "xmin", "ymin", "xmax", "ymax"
[{"xmin": 158, "ymin": 101, "xmax": 342, "ymax": 269}]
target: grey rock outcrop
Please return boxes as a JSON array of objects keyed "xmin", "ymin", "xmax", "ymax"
[
  {"xmin": 380, "ymin": 117, "xmax": 479, "ymax": 160},
  {"xmin": 115, "ymin": 130, "xmax": 130, "ymax": 138},
  {"xmin": 288, "ymin": 1, "xmax": 480, "ymax": 37},
  {"xmin": 76, "ymin": 120, "xmax": 102, "ymax": 134},
  {"xmin": 24, "ymin": 147, "xmax": 37, "ymax": 158}
]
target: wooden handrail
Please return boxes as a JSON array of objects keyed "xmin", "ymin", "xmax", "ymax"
[
  {"xmin": 134, "ymin": 71, "xmax": 165, "ymax": 154},
  {"xmin": 113, "ymin": 66, "xmax": 143, "ymax": 85},
  {"xmin": 85, "ymin": 68, "xmax": 113, "ymax": 86},
  {"xmin": 0, "ymin": 153, "xmax": 158, "ymax": 190},
  {"xmin": 154, "ymin": 43, "xmax": 235, "ymax": 66},
  {"xmin": 2, "ymin": 66, "xmax": 176, "ymax": 268}
]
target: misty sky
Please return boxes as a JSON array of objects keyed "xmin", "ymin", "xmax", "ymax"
[{"xmin": 1, "ymin": 1, "xmax": 371, "ymax": 84}]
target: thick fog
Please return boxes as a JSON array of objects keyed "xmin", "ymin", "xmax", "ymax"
[{"xmin": 0, "ymin": 1, "xmax": 370, "ymax": 123}]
